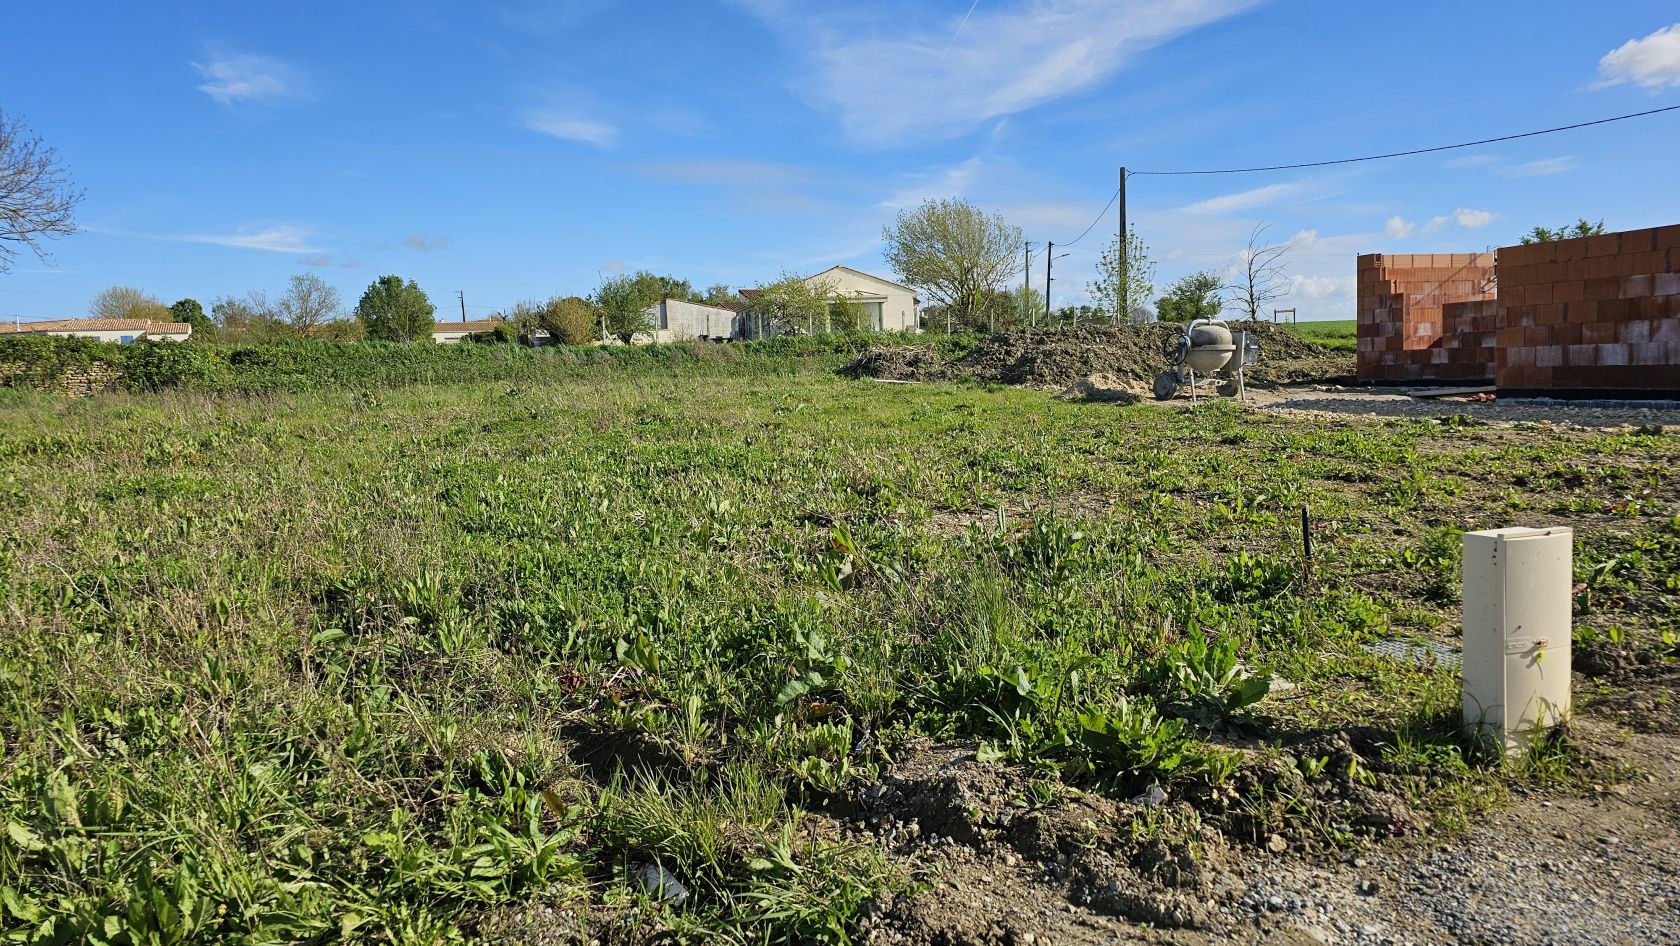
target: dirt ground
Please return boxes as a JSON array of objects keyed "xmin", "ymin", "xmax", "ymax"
[
  {"xmin": 1246, "ymin": 386, "xmax": 1680, "ymax": 432},
  {"xmin": 843, "ymin": 323, "xmax": 1354, "ymax": 391},
  {"xmin": 846, "ymin": 665, "xmax": 1680, "ymax": 946}
]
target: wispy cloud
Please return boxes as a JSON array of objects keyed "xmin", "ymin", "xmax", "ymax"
[
  {"xmin": 1593, "ymin": 21, "xmax": 1680, "ymax": 90},
  {"xmin": 184, "ymin": 225, "xmax": 322, "ymax": 253},
  {"xmin": 1444, "ymin": 153, "xmax": 1499, "ymax": 170},
  {"xmin": 522, "ymin": 110, "xmax": 617, "ymax": 146},
  {"xmin": 296, "ymin": 254, "xmax": 331, "ymax": 266},
  {"xmin": 1384, "ymin": 216, "xmax": 1414, "ymax": 239},
  {"xmin": 87, "ymin": 223, "xmax": 323, "ymax": 254},
  {"xmin": 1501, "ymin": 156, "xmax": 1578, "ymax": 178},
  {"xmin": 738, "ymin": 0, "xmax": 1262, "ymax": 145},
  {"xmin": 193, "ymin": 48, "xmax": 310, "ymax": 106},
  {"xmin": 1180, "ymin": 180, "xmax": 1319, "ymax": 215},
  {"xmin": 879, "ymin": 157, "xmax": 984, "ymax": 208},
  {"xmin": 638, "ymin": 158, "xmax": 808, "ymax": 186},
  {"xmin": 402, "ymin": 232, "xmax": 452, "ymax": 252}
]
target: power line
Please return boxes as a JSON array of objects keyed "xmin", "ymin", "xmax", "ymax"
[
  {"xmin": 1051, "ymin": 186, "xmax": 1120, "ymax": 248},
  {"xmin": 1038, "ymin": 103, "xmax": 1680, "ymax": 251},
  {"xmin": 1131, "ymin": 104, "xmax": 1680, "ymax": 176}
]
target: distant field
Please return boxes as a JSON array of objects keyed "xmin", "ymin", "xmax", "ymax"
[{"xmin": 1283, "ymin": 319, "xmax": 1357, "ymax": 350}]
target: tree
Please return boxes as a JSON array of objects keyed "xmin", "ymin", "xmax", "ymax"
[
  {"xmin": 89, "ymin": 286, "xmax": 171, "ymax": 322},
  {"xmin": 882, "ymin": 198, "xmax": 1022, "ymax": 324},
  {"xmin": 276, "ymin": 273, "xmax": 340, "ymax": 331},
  {"xmin": 1089, "ymin": 226, "xmax": 1156, "ymax": 322},
  {"xmin": 1156, "ymin": 272, "xmax": 1224, "ymax": 323},
  {"xmin": 592, "ymin": 273, "xmax": 659, "ymax": 343},
  {"xmin": 1224, "ymin": 224, "xmax": 1290, "ymax": 322},
  {"xmin": 629, "ymin": 271, "xmax": 698, "ymax": 304},
  {"xmin": 211, "ymin": 292, "xmax": 288, "ymax": 342},
  {"xmin": 355, "ymin": 275, "xmax": 435, "ymax": 341},
  {"xmin": 738, "ymin": 273, "xmax": 842, "ymax": 337},
  {"xmin": 700, "ymin": 283, "xmax": 737, "ymax": 307},
  {"xmin": 169, "ymin": 298, "xmax": 216, "ymax": 340},
  {"xmin": 1519, "ymin": 218, "xmax": 1607, "ymax": 244},
  {"xmin": 0, "ymin": 110, "xmax": 83, "ymax": 273},
  {"xmin": 538, "ymin": 296, "xmax": 597, "ymax": 345}
]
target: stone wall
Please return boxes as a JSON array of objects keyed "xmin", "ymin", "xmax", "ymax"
[{"xmin": 0, "ymin": 361, "xmax": 124, "ymax": 396}]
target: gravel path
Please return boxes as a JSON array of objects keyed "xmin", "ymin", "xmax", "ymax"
[{"xmin": 1250, "ymin": 387, "xmax": 1680, "ymax": 430}]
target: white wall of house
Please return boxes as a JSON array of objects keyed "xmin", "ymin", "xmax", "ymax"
[
  {"xmin": 644, "ymin": 299, "xmax": 741, "ymax": 343},
  {"xmin": 809, "ymin": 266, "xmax": 919, "ymax": 333},
  {"xmin": 432, "ymin": 321, "xmax": 504, "ymax": 344},
  {"xmin": 1, "ymin": 321, "xmax": 193, "ymax": 343}
]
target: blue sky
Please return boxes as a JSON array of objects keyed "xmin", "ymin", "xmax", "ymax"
[{"xmin": 5, "ymin": 1, "xmax": 1680, "ymax": 322}]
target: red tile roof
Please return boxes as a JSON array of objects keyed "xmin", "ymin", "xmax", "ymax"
[{"xmin": 0, "ymin": 319, "xmax": 191, "ymax": 335}]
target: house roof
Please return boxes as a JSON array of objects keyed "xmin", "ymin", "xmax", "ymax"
[
  {"xmin": 807, "ymin": 265, "xmax": 919, "ymax": 295},
  {"xmin": 0, "ymin": 319, "xmax": 191, "ymax": 334},
  {"xmin": 431, "ymin": 319, "xmax": 507, "ymax": 333}
]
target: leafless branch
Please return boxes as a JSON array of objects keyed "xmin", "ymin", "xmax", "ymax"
[{"xmin": 0, "ymin": 111, "xmax": 83, "ymax": 272}]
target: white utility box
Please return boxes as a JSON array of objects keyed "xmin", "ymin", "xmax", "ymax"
[{"xmin": 1461, "ymin": 526, "xmax": 1573, "ymax": 755}]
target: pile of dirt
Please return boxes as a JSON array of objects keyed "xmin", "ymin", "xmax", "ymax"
[
  {"xmin": 841, "ymin": 345, "xmax": 944, "ymax": 381},
  {"xmin": 841, "ymin": 322, "xmax": 1354, "ymax": 391}
]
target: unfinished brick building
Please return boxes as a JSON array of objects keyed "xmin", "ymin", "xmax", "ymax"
[{"xmin": 1356, "ymin": 224, "xmax": 1680, "ymax": 393}]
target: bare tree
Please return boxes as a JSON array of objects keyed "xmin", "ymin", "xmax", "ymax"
[
  {"xmin": 1225, "ymin": 224, "xmax": 1291, "ymax": 321},
  {"xmin": 0, "ymin": 111, "xmax": 83, "ymax": 273},
  {"xmin": 276, "ymin": 272, "xmax": 341, "ymax": 330},
  {"xmin": 882, "ymin": 198, "xmax": 1021, "ymax": 324}
]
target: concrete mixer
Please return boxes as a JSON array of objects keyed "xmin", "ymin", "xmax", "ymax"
[{"xmin": 1153, "ymin": 318, "xmax": 1259, "ymax": 401}]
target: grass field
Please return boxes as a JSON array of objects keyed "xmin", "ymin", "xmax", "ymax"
[
  {"xmin": 1282, "ymin": 319, "xmax": 1358, "ymax": 351},
  {"xmin": 2, "ymin": 356, "xmax": 1676, "ymax": 942}
]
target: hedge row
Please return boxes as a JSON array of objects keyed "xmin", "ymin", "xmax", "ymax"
[{"xmin": 0, "ymin": 332, "xmax": 980, "ymax": 394}]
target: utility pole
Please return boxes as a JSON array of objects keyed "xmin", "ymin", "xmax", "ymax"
[
  {"xmin": 458, "ymin": 291, "xmax": 467, "ymax": 323},
  {"xmin": 1117, "ymin": 166, "xmax": 1128, "ymax": 324},
  {"xmin": 1044, "ymin": 240, "xmax": 1054, "ymax": 325}
]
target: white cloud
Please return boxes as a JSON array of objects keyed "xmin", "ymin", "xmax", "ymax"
[
  {"xmin": 1453, "ymin": 208, "xmax": 1494, "ymax": 229},
  {"xmin": 1594, "ymin": 22, "xmax": 1680, "ymax": 89},
  {"xmin": 1180, "ymin": 180, "xmax": 1319, "ymax": 215},
  {"xmin": 879, "ymin": 157, "xmax": 984, "ymax": 208},
  {"xmin": 1290, "ymin": 275, "xmax": 1353, "ymax": 301},
  {"xmin": 522, "ymin": 111, "xmax": 617, "ymax": 146},
  {"xmin": 1501, "ymin": 156, "xmax": 1578, "ymax": 178},
  {"xmin": 1287, "ymin": 229, "xmax": 1319, "ymax": 248},
  {"xmin": 181, "ymin": 225, "xmax": 321, "ymax": 254},
  {"xmin": 738, "ymin": 0, "xmax": 1261, "ymax": 146},
  {"xmin": 193, "ymin": 49, "xmax": 309, "ymax": 106},
  {"xmin": 1383, "ymin": 216, "xmax": 1413, "ymax": 239}
]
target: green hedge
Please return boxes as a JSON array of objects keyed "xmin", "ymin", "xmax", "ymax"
[{"xmin": 0, "ymin": 331, "xmax": 981, "ymax": 394}]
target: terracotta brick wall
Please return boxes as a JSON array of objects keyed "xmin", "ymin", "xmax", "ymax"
[
  {"xmin": 1356, "ymin": 253, "xmax": 1498, "ymax": 381},
  {"xmin": 1494, "ymin": 225, "xmax": 1680, "ymax": 391}
]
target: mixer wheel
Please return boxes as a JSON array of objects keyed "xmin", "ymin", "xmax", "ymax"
[{"xmin": 1152, "ymin": 370, "xmax": 1180, "ymax": 401}]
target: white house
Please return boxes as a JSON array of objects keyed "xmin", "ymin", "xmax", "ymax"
[
  {"xmin": 431, "ymin": 319, "xmax": 508, "ymax": 344},
  {"xmin": 642, "ymin": 299, "xmax": 741, "ymax": 343},
  {"xmin": 735, "ymin": 266, "xmax": 921, "ymax": 338},
  {"xmin": 0, "ymin": 318, "xmax": 192, "ymax": 343},
  {"xmin": 810, "ymin": 266, "xmax": 919, "ymax": 333}
]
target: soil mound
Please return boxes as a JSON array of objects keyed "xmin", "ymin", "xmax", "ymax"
[
  {"xmin": 842, "ymin": 322, "xmax": 1353, "ymax": 390},
  {"xmin": 841, "ymin": 344, "xmax": 944, "ymax": 381}
]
